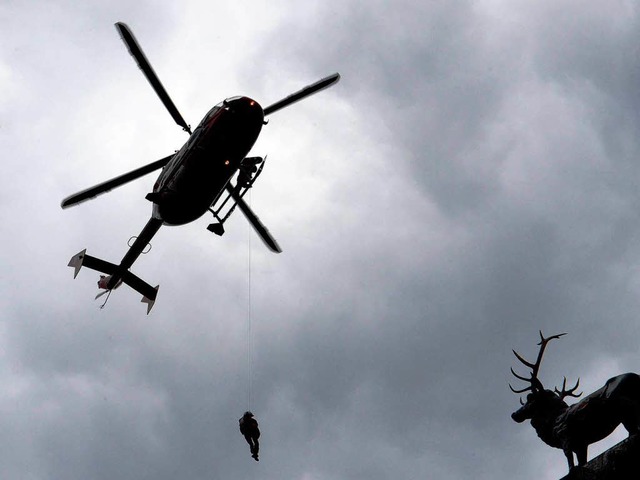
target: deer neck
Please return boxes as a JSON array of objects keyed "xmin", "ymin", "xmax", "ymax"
[{"xmin": 530, "ymin": 405, "xmax": 568, "ymax": 449}]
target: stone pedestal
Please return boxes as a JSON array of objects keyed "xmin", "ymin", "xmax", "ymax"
[{"xmin": 560, "ymin": 435, "xmax": 640, "ymax": 480}]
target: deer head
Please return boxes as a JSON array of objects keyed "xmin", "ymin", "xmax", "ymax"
[{"xmin": 510, "ymin": 331, "xmax": 582, "ymax": 424}]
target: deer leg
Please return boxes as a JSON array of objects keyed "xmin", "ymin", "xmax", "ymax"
[
  {"xmin": 576, "ymin": 446, "xmax": 588, "ymax": 466},
  {"xmin": 563, "ymin": 449, "xmax": 575, "ymax": 469},
  {"xmin": 622, "ymin": 418, "xmax": 640, "ymax": 436},
  {"xmin": 620, "ymin": 401, "xmax": 640, "ymax": 435}
]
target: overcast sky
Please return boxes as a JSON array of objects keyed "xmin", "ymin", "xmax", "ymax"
[{"xmin": 2, "ymin": 1, "xmax": 640, "ymax": 479}]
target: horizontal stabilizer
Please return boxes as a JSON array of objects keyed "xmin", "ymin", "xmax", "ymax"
[
  {"xmin": 67, "ymin": 250, "xmax": 159, "ymax": 314},
  {"xmin": 68, "ymin": 249, "xmax": 119, "ymax": 279},
  {"xmin": 121, "ymin": 271, "xmax": 159, "ymax": 314}
]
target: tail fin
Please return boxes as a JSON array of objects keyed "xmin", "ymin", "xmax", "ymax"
[
  {"xmin": 68, "ymin": 250, "xmax": 159, "ymax": 314},
  {"xmin": 122, "ymin": 271, "xmax": 159, "ymax": 314}
]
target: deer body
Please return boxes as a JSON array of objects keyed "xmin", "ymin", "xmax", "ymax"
[
  {"xmin": 513, "ymin": 374, "xmax": 640, "ymax": 468},
  {"xmin": 509, "ymin": 333, "xmax": 640, "ymax": 471}
]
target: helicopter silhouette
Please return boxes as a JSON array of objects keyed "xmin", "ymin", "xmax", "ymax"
[{"xmin": 62, "ymin": 22, "xmax": 340, "ymax": 313}]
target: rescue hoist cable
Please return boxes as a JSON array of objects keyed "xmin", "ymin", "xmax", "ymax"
[{"xmin": 246, "ymin": 188, "xmax": 253, "ymax": 411}]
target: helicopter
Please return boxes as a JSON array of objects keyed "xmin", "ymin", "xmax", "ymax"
[{"xmin": 62, "ymin": 22, "xmax": 340, "ymax": 313}]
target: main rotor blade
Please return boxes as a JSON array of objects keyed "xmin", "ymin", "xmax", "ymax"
[
  {"xmin": 226, "ymin": 183, "xmax": 282, "ymax": 253},
  {"xmin": 263, "ymin": 73, "xmax": 340, "ymax": 116},
  {"xmin": 115, "ymin": 22, "xmax": 191, "ymax": 134},
  {"xmin": 61, "ymin": 154, "xmax": 173, "ymax": 209}
]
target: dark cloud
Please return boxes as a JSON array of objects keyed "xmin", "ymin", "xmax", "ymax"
[{"xmin": 3, "ymin": 1, "xmax": 640, "ymax": 479}]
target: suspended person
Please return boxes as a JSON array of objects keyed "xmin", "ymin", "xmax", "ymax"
[
  {"xmin": 236, "ymin": 157, "xmax": 261, "ymax": 189},
  {"xmin": 239, "ymin": 411, "xmax": 260, "ymax": 461}
]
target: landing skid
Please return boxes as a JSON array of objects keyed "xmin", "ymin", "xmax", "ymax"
[
  {"xmin": 207, "ymin": 157, "xmax": 281, "ymax": 253},
  {"xmin": 207, "ymin": 156, "xmax": 264, "ymax": 236}
]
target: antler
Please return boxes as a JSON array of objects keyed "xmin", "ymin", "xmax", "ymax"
[
  {"xmin": 509, "ymin": 330, "xmax": 567, "ymax": 394},
  {"xmin": 554, "ymin": 376, "xmax": 582, "ymax": 400}
]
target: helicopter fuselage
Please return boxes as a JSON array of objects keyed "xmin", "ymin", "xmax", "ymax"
[{"xmin": 151, "ymin": 96, "xmax": 264, "ymax": 225}]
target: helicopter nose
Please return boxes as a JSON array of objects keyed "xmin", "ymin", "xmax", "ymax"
[
  {"xmin": 247, "ymin": 98, "xmax": 263, "ymax": 117},
  {"xmin": 230, "ymin": 97, "xmax": 263, "ymax": 119}
]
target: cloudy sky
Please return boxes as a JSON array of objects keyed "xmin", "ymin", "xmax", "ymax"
[{"xmin": 2, "ymin": 1, "xmax": 640, "ymax": 479}]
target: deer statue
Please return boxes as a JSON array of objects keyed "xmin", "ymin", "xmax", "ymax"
[{"xmin": 509, "ymin": 331, "xmax": 640, "ymax": 471}]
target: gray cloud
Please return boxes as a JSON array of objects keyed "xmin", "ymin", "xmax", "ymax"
[{"xmin": 2, "ymin": 1, "xmax": 640, "ymax": 479}]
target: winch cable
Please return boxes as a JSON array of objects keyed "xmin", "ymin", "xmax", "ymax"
[{"xmin": 246, "ymin": 188, "xmax": 253, "ymax": 411}]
